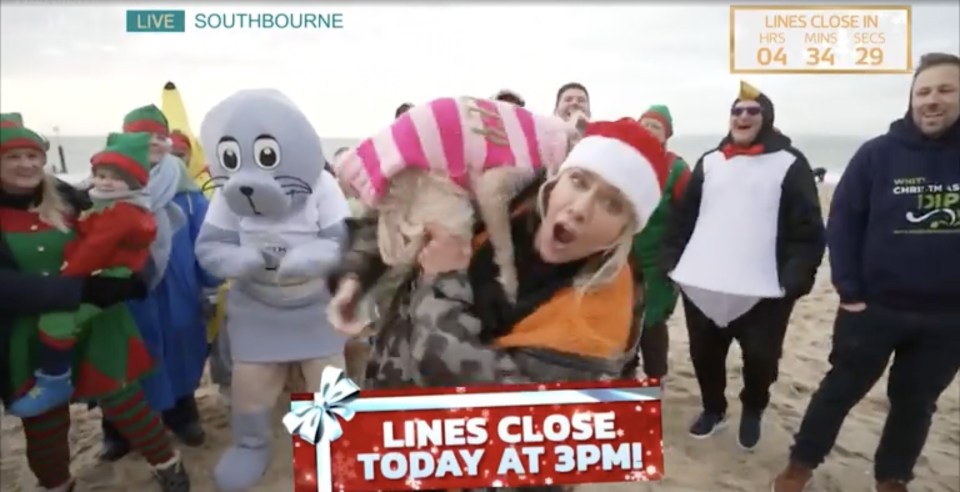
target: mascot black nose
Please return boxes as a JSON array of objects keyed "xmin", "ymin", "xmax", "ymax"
[{"xmin": 239, "ymin": 186, "xmax": 254, "ymax": 197}]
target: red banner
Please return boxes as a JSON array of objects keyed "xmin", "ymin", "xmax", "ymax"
[{"xmin": 288, "ymin": 374, "xmax": 663, "ymax": 491}]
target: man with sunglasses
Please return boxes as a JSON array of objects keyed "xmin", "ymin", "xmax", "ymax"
[{"xmin": 662, "ymin": 81, "xmax": 825, "ymax": 451}]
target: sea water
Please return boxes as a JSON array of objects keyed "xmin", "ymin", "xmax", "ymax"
[{"xmin": 45, "ymin": 135, "xmax": 864, "ymax": 185}]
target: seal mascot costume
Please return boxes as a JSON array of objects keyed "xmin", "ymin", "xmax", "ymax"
[{"xmin": 194, "ymin": 89, "xmax": 351, "ymax": 491}]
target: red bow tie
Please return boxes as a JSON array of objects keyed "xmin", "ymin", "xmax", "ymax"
[{"xmin": 721, "ymin": 143, "xmax": 764, "ymax": 159}]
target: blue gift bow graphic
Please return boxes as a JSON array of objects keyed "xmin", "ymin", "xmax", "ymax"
[{"xmin": 282, "ymin": 367, "xmax": 360, "ymax": 444}]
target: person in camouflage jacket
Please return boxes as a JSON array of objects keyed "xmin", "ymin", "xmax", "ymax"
[
  {"xmin": 328, "ymin": 118, "xmax": 674, "ymax": 492},
  {"xmin": 328, "ymin": 118, "xmax": 675, "ymax": 392}
]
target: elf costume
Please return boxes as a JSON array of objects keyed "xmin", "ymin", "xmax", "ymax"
[
  {"xmin": 8, "ymin": 132, "xmax": 158, "ymax": 418},
  {"xmin": 632, "ymin": 105, "xmax": 691, "ymax": 328}
]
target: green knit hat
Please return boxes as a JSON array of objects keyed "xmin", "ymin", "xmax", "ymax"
[
  {"xmin": 91, "ymin": 132, "xmax": 152, "ymax": 187},
  {"xmin": 639, "ymin": 104, "xmax": 673, "ymax": 139},
  {"xmin": 0, "ymin": 112, "xmax": 46, "ymax": 154},
  {"xmin": 122, "ymin": 104, "xmax": 169, "ymax": 136}
]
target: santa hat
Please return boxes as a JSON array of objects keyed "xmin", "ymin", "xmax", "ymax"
[
  {"xmin": 639, "ymin": 105, "xmax": 673, "ymax": 139},
  {"xmin": 123, "ymin": 104, "xmax": 170, "ymax": 136},
  {"xmin": 558, "ymin": 118, "xmax": 670, "ymax": 230},
  {"xmin": 91, "ymin": 132, "xmax": 152, "ymax": 187},
  {"xmin": 0, "ymin": 112, "xmax": 46, "ymax": 154},
  {"xmin": 170, "ymin": 130, "xmax": 191, "ymax": 154}
]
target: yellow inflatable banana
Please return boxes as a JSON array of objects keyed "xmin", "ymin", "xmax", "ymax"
[
  {"xmin": 208, "ymin": 282, "xmax": 230, "ymax": 344},
  {"xmin": 160, "ymin": 81, "xmax": 214, "ymax": 198}
]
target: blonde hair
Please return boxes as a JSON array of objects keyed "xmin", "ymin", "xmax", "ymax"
[
  {"xmin": 536, "ymin": 171, "xmax": 639, "ymax": 295},
  {"xmin": 34, "ymin": 173, "xmax": 73, "ymax": 232}
]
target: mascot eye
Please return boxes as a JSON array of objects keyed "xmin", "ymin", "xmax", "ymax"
[
  {"xmin": 253, "ymin": 137, "xmax": 281, "ymax": 169},
  {"xmin": 216, "ymin": 139, "xmax": 241, "ymax": 172}
]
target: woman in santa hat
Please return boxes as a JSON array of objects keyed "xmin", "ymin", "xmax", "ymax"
[
  {"xmin": 328, "ymin": 117, "xmax": 672, "ymax": 392},
  {"xmin": 662, "ymin": 82, "xmax": 826, "ymax": 450}
]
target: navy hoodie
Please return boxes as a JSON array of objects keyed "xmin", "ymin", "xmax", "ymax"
[{"xmin": 828, "ymin": 115, "xmax": 960, "ymax": 313}]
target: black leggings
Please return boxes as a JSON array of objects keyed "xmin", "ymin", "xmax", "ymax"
[{"xmin": 683, "ymin": 296, "xmax": 795, "ymax": 415}]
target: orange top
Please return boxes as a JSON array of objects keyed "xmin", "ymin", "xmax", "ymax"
[{"xmin": 494, "ymin": 265, "xmax": 634, "ymax": 359}]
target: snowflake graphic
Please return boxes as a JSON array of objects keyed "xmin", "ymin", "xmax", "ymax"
[
  {"xmin": 332, "ymin": 451, "xmax": 359, "ymax": 481},
  {"xmin": 625, "ymin": 470, "xmax": 647, "ymax": 482},
  {"xmin": 404, "ymin": 477, "xmax": 422, "ymax": 489}
]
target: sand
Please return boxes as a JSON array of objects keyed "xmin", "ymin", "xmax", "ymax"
[{"xmin": 2, "ymin": 185, "xmax": 958, "ymax": 492}]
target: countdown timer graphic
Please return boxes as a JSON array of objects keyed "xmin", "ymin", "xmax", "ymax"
[{"xmin": 730, "ymin": 5, "xmax": 912, "ymax": 74}]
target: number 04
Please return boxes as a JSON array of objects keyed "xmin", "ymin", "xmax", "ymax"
[{"xmin": 856, "ymin": 47, "xmax": 884, "ymax": 65}]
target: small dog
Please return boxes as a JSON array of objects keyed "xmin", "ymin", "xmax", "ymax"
[{"xmin": 335, "ymin": 96, "xmax": 582, "ymax": 301}]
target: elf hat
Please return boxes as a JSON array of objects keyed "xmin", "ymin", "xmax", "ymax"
[
  {"xmin": 558, "ymin": 118, "xmax": 670, "ymax": 230},
  {"xmin": 170, "ymin": 130, "xmax": 191, "ymax": 154},
  {"xmin": 123, "ymin": 104, "xmax": 170, "ymax": 136},
  {"xmin": 91, "ymin": 132, "xmax": 153, "ymax": 187},
  {"xmin": 639, "ymin": 104, "xmax": 673, "ymax": 139},
  {"xmin": 0, "ymin": 113, "xmax": 47, "ymax": 154}
]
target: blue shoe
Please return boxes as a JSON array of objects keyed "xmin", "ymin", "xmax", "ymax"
[{"xmin": 8, "ymin": 370, "xmax": 74, "ymax": 418}]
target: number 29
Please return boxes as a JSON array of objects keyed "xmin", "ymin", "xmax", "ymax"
[{"xmin": 856, "ymin": 47, "xmax": 884, "ymax": 65}]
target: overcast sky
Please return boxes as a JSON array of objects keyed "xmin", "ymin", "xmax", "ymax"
[{"xmin": 1, "ymin": 2, "xmax": 957, "ymax": 138}]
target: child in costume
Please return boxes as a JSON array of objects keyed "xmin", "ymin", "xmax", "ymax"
[
  {"xmin": 8, "ymin": 132, "xmax": 158, "ymax": 417},
  {"xmin": 97, "ymin": 104, "xmax": 217, "ymax": 459},
  {"xmin": 334, "ymin": 96, "xmax": 579, "ymax": 304}
]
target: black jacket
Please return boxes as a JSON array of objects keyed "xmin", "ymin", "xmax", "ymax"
[
  {"xmin": 661, "ymin": 131, "xmax": 827, "ymax": 299},
  {"xmin": 0, "ymin": 180, "xmax": 90, "ymax": 402}
]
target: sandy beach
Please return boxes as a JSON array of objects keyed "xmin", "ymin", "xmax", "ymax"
[{"xmin": 2, "ymin": 185, "xmax": 958, "ymax": 492}]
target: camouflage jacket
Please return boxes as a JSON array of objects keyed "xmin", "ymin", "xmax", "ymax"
[
  {"xmin": 332, "ymin": 211, "xmax": 635, "ymax": 492},
  {"xmin": 331, "ymin": 214, "xmax": 641, "ymax": 391}
]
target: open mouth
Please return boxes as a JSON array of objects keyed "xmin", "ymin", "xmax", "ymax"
[
  {"xmin": 735, "ymin": 123, "xmax": 753, "ymax": 131},
  {"xmin": 553, "ymin": 223, "xmax": 577, "ymax": 244},
  {"xmin": 922, "ymin": 111, "xmax": 945, "ymax": 119}
]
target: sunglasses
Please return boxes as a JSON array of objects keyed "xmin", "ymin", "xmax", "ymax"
[{"xmin": 731, "ymin": 107, "xmax": 762, "ymax": 117}]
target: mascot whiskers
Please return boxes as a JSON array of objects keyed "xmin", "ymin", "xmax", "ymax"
[
  {"xmin": 334, "ymin": 96, "xmax": 581, "ymax": 303},
  {"xmin": 194, "ymin": 89, "xmax": 351, "ymax": 492}
]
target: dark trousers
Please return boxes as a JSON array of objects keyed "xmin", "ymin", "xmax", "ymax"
[
  {"xmin": 102, "ymin": 394, "xmax": 200, "ymax": 443},
  {"xmin": 683, "ymin": 296, "xmax": 795, "ymax": 415},
  {"xmin": 790, "ymin": 305, "xmax": 960, "ymax": 482},
  {"xmin": 623, "ymin": 320, "xmax": 669, "ymax": 379}
]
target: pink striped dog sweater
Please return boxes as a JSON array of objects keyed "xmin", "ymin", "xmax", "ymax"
[{"xmin": 335, "ymin": 96, "xmax": 572, "ymax": 206}]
